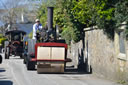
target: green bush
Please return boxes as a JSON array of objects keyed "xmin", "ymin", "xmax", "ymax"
[
  {"xmin": 61, "ymin": 27, "xmax": 73, "ymax": 45},
  {"xmin": 0, "ymin": 34, "xmax": 7, "ymax": 47}
]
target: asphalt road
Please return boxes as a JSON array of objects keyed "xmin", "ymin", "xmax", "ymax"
[{"xmin": 0, "ymin": 54, "xmax": 122, "ymax": 85}]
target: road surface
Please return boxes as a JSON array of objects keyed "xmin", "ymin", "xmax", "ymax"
[{"xmin": 0, "ymin": 54, "xmax": 122, "ymax": 85}]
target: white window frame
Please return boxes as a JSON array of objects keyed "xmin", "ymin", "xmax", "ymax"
[{"xmin": 115, "ymin": 22, "xmax": 127, "ymax": 61}]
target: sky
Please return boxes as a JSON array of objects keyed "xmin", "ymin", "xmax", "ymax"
[
  {"xmin": 0, "ymin": 0, "xmax": 43, "ymax": 26},
  {"xmin": 0, "ymin": 0, "xmax": 43, "ymax": 9},
  {"xmin": 0, "ymin": 21, "xmax": 5, "ymax": 26},
  {"xmin": 0, "ymin": 0, "xmax": 5, "ymax": 9}
]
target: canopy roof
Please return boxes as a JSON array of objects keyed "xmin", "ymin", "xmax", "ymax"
[{"xmin": 5, "ymin": 30, "xmax": 26, "ymax": 35}]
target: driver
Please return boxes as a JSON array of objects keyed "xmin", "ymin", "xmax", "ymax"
[{"xmin": 32, "ymin": 19, "xmax": 43, "ymax": 40}]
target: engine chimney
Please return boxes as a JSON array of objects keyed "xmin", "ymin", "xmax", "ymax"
[{"xmin": 47, "ymin": 7, "xmax": 54, "ymax": 30}]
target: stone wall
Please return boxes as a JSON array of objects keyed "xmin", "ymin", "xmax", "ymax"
[{"xmin": 68, "ymin": 28, "xmax": 128, "ymax": 83}]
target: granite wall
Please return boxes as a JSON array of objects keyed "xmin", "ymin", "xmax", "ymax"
[{"xmin": 68, "ymin": 28, "xmax": 128, "ymax": 83}]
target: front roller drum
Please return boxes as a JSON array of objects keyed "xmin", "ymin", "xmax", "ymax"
[{"xmin": 37, "ymin": 63, "xmax": 65, "ymax": 74}]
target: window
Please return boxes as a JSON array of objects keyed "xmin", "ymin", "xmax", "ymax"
[{"xmin": 119, "ymin": 31, "xmax": 125, "ymax": 54}]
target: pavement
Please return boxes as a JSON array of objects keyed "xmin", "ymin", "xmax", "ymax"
[{"xmin": 0, "ymin": 53, "xmax": 122, "ymax": 85}]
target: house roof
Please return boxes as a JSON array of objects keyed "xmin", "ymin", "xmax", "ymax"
[{"xmin": 13, "ymin": 23, "xmax": 33, "ymax": 34}]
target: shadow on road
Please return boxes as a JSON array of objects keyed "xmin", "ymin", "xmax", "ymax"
[
  {"xmin": 0, "ymin": 81, "xmax": 13, "ymax": 85},
  {"xmin": 0, "ymin": 68, "xmax": 13, "ymax": 85},
  {"xmin": 37, "ymin": 66, "xmax": 92, "ymax": 75},
  {"xmin": 0, "ymin": 68, "xmax": 7, "ymax": 79},
  {"xmin": 64, "ymin": 66, "xmax": 92, "ymax": 75},
  {"xmin": 0, "ymin": 68, "xmax": 6, "ymax": 72}
]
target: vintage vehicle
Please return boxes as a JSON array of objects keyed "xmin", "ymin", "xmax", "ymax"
[
  {"xmin": 23, "ymin": 7, "xmax": 71, "ymax": 73},
  {"xmin": 4, "ymin": 30, "xmax": 26, "ymax": 59}
]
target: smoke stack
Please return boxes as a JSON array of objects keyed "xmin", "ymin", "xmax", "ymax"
[{"xmin": 47, "ymin": 7, "xmax": 54, "ymax": 30}]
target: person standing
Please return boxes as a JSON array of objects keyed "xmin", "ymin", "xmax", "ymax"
[{"xmin": 33, "ymin": 19, "xmax": 43, "ymax": 40}]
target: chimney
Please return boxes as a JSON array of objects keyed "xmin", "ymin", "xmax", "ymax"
[{"xmin": 47, "ymin": 7, "xmax": 54, "ymax": 30}]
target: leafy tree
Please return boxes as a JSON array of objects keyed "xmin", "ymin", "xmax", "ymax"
[
  {"xmin": 54, "ymin": 0, "xmax": 85, "ymax": 44},
  {"xmin": 37, "ymin": 0, "xmax": 56, "ymax": 26},
  {"xmin": 114, "ymin": 0, "xmax": 128, "ymax": 38},
  {"xmin": 37, "ymin": 0, "xmax": 128, "ymax": 44},
  {"xmin": 114, "ymin": 0, "xmax": 128, "ymax": 27}
]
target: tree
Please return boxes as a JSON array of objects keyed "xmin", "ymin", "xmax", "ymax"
[
  {"xmin": 0, "ymin": 0, "xmax": 22, "ymax": 23},
  {"xmin": 0, "ymin": 0, "xmax": 37, "ymax": 28},
  {"xmin": 38, "ymin": 0, "xmax": 128, "ymax": 44},
  {"xmin": 114, "ymin": 0, "xmax": 128, "ymax": 38},
  {"xmin": 37, "ymin": 0, "xmax": 56, "ymax": 26}
]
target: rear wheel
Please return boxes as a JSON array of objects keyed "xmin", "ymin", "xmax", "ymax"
[
  {"xmin": 20, "ymin": 54, "xmax": 23, "ymax": 59},
  {"xmin": 26, "ymin": 61, "xmax": 35, "ymax": 70},
  {"xmin": 23, "ymin": 58, "xmax": 26, "ymax": 64},
  {"xmin": 4, "ymin": 41, "xmax": 9, "ymax": 59},
  {"xmin": 5, "ymin": 47, "xmax": 9, "ymax": 59},
  {"xmin": 5, "ymin": 52, "xmax": 7, "ymax": 59},
  {"xmin": 23, "ymin": 56, "xmax": 27, "ymax": 64}
]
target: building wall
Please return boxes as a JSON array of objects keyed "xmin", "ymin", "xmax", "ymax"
[{"xmin": 68, "ymin": 27, "xmax": 128, "ymax": 82}]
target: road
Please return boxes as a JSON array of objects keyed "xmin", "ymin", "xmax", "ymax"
[{"xmin": 0, "ymin": 54, "xmax": 122, "ymax": 85}]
